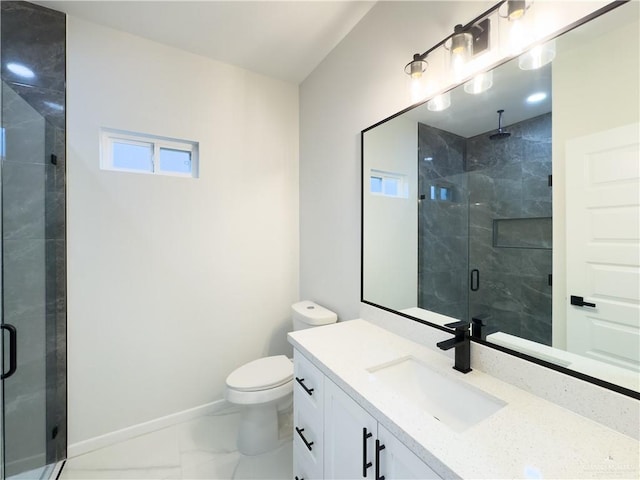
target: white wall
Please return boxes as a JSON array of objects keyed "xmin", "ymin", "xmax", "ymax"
[
  {"xmin": 363, "ymin": 116, "xmax": 417, "ymax": 310},
  {"xmin": 67, "ymin": 17, "xmax": 299, "ymax": 447}
]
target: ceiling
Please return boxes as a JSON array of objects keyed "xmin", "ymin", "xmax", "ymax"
[{"xmin": 34, "ymin": 1, "xmax": 376, "ymax": 84}]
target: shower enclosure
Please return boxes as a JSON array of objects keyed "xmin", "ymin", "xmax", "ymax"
[
  {"xmin": 1, "ymin": 2, "xmax": 67, "ymax": 478},
  {"xmin": 418, "ymin": 112, "xmax": 552, "ymax": 345}
]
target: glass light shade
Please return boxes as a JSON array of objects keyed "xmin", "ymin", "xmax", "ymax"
[
  {"xmin": 519, "ymin": 40, "xmax": 556, "ymax": 70},
  {"xmin": 450, "ymin": 30, "xmax": 473, "ymax": 78},
  {"xmin": 404, "ymin": 58, "xmax": 427, "ymax": 79},
  {"xmin": 427, "ymin": 92, "xmax": 451, "ymax": 112},
  {"xmin": 507, "ymin": 0, "xmax": 527, "ymax": 21},
  {"xmin": 464, "ymin": 71, "xmax": 494, "ymax": 94}
]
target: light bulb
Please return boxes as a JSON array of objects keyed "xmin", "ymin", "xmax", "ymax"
[{"xmin": 450, "ymin": 26, "xmax": 473, "ymax": 81}]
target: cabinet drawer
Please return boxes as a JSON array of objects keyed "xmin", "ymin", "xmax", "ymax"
[
  {"xmin": 294, "ymin": 438, "xmax": 323, "ymax": 480},
  {"xmin": 294, "ymin": 350, "xmax": 324, "ymax": 413},
  {"xmin": 294, "ymin": 402, "xmax": 324, "ymax": 476}
]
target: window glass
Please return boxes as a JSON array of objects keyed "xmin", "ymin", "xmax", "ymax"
[
  {"xmin": 383, "ymin": 178, "xmax": 399, "ymax": 196},
  {"xmin": 370, "ymin": 176, "xmax": 383, "ymax": 193},
  {"xmin": 159, "ymin": 148, "xmax": 191, "ymax": 174},
  {"xmin": 112, "ymin": 141, "xmax": 153, "ymax": 172}
]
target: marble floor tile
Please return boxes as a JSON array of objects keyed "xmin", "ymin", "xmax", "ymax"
[{"xmin": 60, "ymin": 403, "xmax": 293, "ymax": 480}]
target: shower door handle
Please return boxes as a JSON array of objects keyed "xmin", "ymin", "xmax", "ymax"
[
  {"xmin": 470, "ymin": 269, "xmax": 480, "ymax": 291},
  {"xmin": 1, "ymin": 324, "xmax": 18, "ymax": 380}
]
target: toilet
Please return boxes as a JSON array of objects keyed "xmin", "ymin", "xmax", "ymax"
[{"xmin": 225, "ymin": 300, "xmax": 337, "ymax": 455}]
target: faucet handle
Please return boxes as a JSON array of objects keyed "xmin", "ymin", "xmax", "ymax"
[{"xmin": 444, "ymin": 320, "xmax": 470, "ymax": 331}]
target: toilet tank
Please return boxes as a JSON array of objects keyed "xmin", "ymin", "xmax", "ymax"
[{"xmin": 292, "ymin": 300, "xmax": 338, "ymax": 331}]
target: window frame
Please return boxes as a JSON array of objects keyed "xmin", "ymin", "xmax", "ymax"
[
  {"xmin": 369, "ymin": 169, "xmax": 408, "ymax": 199},
  {"xmin": 100, "ymin": 128, "xmax": 199, "ymax": 178}
]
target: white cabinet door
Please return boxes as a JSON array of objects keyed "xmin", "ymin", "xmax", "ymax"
[
  {"xmin": 377, "ymin": 424, "xmax": 441, "ymax": 480},
  {"xmin": 324, "ymin": 378, "xmax": 378, "ymax": 479}
]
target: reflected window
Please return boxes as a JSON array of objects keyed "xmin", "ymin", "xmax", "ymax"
[{"xmin": 369, "ymin": 169, "xmax": 408, "ymax": 198}]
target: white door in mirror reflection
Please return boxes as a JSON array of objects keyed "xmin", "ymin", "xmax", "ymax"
[{"xmin": 566, "ymin": 123, "xmax": 640, "ymax": 374}]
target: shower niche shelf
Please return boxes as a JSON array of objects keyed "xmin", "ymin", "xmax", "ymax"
[{"xmin": 492, "ymin": 217, "xmax": 552, "ymax": 250}]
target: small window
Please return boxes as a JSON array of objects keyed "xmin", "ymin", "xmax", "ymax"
[
  {"xmin": 369, "ymin": 169, "xmax": 408, "ymax": 198},
  {"xmin": 100, "ymin": 128, "xmax": 198, "ymax": 177}
]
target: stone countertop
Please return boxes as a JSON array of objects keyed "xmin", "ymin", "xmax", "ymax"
[{"xmin": 288, "ymin": 319, "xmax": 640, "ymax": 480}]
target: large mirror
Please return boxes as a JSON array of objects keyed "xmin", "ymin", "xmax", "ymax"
[{"xmin": 362, "ymin": 1, "xmax": 639, "ymax": 397}]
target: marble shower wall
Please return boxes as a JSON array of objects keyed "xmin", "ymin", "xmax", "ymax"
[
  {"xmin": 1, "ymin": 1, "xmax": 66, "ymax": 476},
  {"xmin": 417, "ymin": 124, "xmax": 469, "ymax": 321},
  {"xmin": 467, "ymin": 113, "xmax": 552, "ymax": 345},
  {"xmin": 418, "ymin": 113, "xmax": 552, "ymax": 344}
]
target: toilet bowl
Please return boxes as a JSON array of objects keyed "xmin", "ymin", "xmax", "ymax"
[{"xmin": 225, "ymin": 301, "xmax": 337, "ymax": 455}]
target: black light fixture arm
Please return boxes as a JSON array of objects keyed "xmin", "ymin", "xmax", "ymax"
[{"xmin": 406, "ymin": 0, "xmax": 506, "ymax": 65}]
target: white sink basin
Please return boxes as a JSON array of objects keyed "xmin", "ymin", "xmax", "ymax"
[{"xmin": 368, "ymin": 356, "xmax": 506, "ymax": 432}]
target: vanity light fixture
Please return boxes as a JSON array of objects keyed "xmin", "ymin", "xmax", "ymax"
[
  {"xmin": 502, "ymin": 0, "xmax": 534, "ymax": 54},
  {"xmin": 405, "ymin": 53, "xmax": 429, "ymax": 102},
  {"xmin": 464, "ymin": 70, "xmax": 494, "ymax": 94},
  {"xmin": 450, "ymin": 24, "xmax": 474, "ymax": 80},
  {"xmin": 506, "ymin": 0, "xmax": 528, "ymax": 21},
  {"xmin": 404, "ymin": 2, "xmax": 500, "ymax": 100},
  {"xmin": 519, "ymin": 40, "xmax": 556, "ymax": 70}
]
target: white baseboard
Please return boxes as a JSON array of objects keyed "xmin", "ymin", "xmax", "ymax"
[{"xmin": 68, "ymin": 399, "xmax": 228, "ymax": 458}]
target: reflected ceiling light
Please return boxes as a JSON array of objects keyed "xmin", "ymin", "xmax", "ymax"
[
  {"xmin": 427, "ymin": 92, "xmax": 451, "ymax": 112},
  {"xmin": 464, "ymin": 70, "xmax": 493, "ymax": 94},
  {"xmin": 7, "ymin": 62, "xmax": 35, "ymax": 79},
  {"xmin": 44, "ymin": 101, "xmax": 64, "ymax": 111},
  {"xmin": 526, "ymin": 92, "xmax": 547, "ymax": 103},
  {"xmin": 519, "ymin": 40, "xmax": 556, "ymax": 70}
]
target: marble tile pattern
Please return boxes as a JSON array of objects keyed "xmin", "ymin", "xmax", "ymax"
[
  {"xmin": 58, "ymin": 405, "xmax": 293, "ymax": 480},
  {"xmin": 417, "ymin": 124, "xmax": 469, "ymax": 321},
  {"xmin": 417, "ymin": 113, "xmax": 552, "ymax": 344},
  {"xmin": 289, "ymin": 320, "xmax": 640, "ymax": 479},
  {"xmin": 1, "ymin": 1, "xmax": 67, "ymax": 475}
]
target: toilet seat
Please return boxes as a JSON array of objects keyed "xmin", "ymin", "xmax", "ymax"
[{"xmin": 226, "ymin": 355, "xmax": 293, "ymax": 392}]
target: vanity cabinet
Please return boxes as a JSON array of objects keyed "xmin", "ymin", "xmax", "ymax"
[{"xmin": 293, "ymin": 350, "xmax": 442, "ymax": 480}]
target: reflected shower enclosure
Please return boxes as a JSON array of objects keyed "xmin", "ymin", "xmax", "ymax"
[
  {"xmin": 1, "ymin": 1, "xmax": 67, "ymax": 477},
  {"xmin": 418, "ymin": 112, "xmax": 552, "ymax": 344}
]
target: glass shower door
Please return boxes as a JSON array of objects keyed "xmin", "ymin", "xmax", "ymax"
[{"xmin": 1, "ymin": 2, "xmax": 67, "ymax": 478}]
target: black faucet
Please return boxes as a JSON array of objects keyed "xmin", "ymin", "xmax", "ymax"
[
  {"xmin": 436, "ymin": 320, "xmax": 472, "ymax": 373},
  {"xmin": 471, "ymin": 314, "xmax": 499, "ymax": 341}
]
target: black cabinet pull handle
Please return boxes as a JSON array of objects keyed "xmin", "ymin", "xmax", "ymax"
[
  {"xmin": 1, "ymin": 324, "xmax": 17, "ymax": 380},
  {"xmin": 295, "ymin": 477, "xmax": 304, "ymax": 480},
  {"xmin": 470, "ymin": 269, "xmax": 480, "ymax": 291},
  {"xmin": 570, "ymin": 295, "xmax": 596, "ymax": 308},
  {"xmin": 375, "ymin": 439, "xmax": 386, "ymax": 480},
  {"xmin": 362, "ymin": 428, "xmax": 373, "ymax": 477},
  {"xmin": 295, "ymin": 427, "xmax": 314, "ymax": 451},
  {"xmin": 295, "ymin": 377, "xmax": 314, "ymax": 395}
]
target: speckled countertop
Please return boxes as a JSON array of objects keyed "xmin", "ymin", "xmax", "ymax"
[{"xmin": 288, "ymin": 319, "xmax": 640, "ymax": 479}]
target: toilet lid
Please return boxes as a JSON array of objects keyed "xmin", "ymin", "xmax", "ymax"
[{"xmin": 226, "ymin": 355, "xmax": 293, "ymax": 392}]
